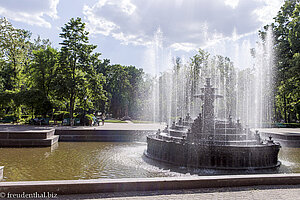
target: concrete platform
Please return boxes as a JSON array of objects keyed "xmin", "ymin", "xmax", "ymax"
[
  {"xmin": 257, "ymin": 128, "xmax": 300, "ymax": 147},
  {"xmin": 0, "ymin": 123, "xmax": 164, "ymax": 143},
  {"xmin": 1, "ymin": 174, "xmax": 300, "ymax": 195},
  {"xmin": 0, "ymin": 128, "xmax": 59, "ymax": 147}
]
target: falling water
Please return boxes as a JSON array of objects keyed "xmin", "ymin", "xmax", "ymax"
[
  {"xmin": 251, "ymin": 27, "xmax": 275, "ymax": 128},
  {"xmin": 152, "ymin": 28, "xmax": 163, "ymax": 123},
  {"xmin": 143, "ymin": 26, "xmax": 275, "ymax": 129}
]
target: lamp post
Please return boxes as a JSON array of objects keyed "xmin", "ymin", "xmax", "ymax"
[{"xmin": 84, "ymin": 96, "xmax": 87, "ymax": 126}]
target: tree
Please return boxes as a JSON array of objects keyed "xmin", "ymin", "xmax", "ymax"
[
  {"xmin": 0, "ymin": 17, "xmax": 31, "ymax": 90},
  {"xmin": 125, "ymin": 66, "xmax": 144, "ymax": 118},
  {"xmin": 0, "ymin": 18, "xmax": 31, "ymax": 118},
  {"xmin": 265, "ymin": 0, "xmax": 300, "ymax": 122},
  {"xmin": 190, "ymin": 49, "xmax": 210, "ymax": 97},
  {"xmin": 58, "ymin": 17, "xmax": 106, "ymax": 120},
  {"xmin": 105, "ymin": 64, "xmax": 131, "ymax": 118},
  {"xmin": 29, "ymin": 46, "xmax": 58, "ymax": 97}
]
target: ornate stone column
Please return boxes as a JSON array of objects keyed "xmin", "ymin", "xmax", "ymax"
[{"xmin": 194, "ymin": 78, "xmax": 222, "ymax": 133}]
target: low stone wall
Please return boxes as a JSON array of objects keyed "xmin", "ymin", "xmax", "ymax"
[
  {"xmin": 55, "ymin": 129, "xmax": 154, "ymax": 142},
  {"xmin": 0, "ymin": 129, "xmax": 54, "ymax": 139},
  {"xmin": 0, "ymin": 129, "xmax": 58, "ymax": 147},
  {"xmin": 259, "ymin": 131, "xmax": 300, "ymax": 147},
  {"xmin": 1, "ymin": 174, "xmax": 300, "ymax": 195}
]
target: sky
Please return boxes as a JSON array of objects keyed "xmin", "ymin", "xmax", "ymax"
[{"xmin": 0, "ymin": 0, "xmax": 284, "ymax": 73}]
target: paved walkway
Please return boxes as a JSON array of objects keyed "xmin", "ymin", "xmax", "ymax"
[
  {"xmin": 0, "ymin": 122, "xmax": 165, "ymax": 131},
  {"xmin": 58, "ymin": 185, "xmax": 300, "ymax": 200},
  {"xmin": 257, "ymin": 128, "xmax": 300, "ymax": 135},
  {"xmin": 57, "ymin": 122, "xmax": 165, "ymax": 131},
  {"xmin": 1, "ymin": 124, "xmax": 299, "ymax": 133}
]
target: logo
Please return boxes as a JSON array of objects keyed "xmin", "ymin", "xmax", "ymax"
[{"xmin": 0, "ymin": 192, "xmax": 6, "ymax": 198}]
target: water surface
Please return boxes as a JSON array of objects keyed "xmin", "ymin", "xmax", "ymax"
[{"xmin": 0, "ymin": 142, "xmax": 299, "ymax": 181}]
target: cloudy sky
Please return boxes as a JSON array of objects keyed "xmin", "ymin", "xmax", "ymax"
[{"xmin": 0, "ymin": 0, "xmax": 284, "ymax": 73}]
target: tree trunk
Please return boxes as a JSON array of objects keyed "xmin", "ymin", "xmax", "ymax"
[
  {"xmin": 283, "ymin": 93, "xmax": 287, "ymax": 123},
  {"xmin": 70, "ymin": 93, "xmax": 74, "ymax": 120}
]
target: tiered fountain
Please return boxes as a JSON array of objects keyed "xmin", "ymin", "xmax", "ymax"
[{"xmin": 145, "ymin": 78, "xmax": 281, "ymax": 170}]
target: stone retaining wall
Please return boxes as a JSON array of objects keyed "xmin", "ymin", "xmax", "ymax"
[{"xmin": 55, "ymin": 129, "xmax": 154, "ymax": 142}]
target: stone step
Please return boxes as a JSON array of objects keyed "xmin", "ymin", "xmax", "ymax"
[
  {"xmin": 0, "ymin": 135, "xmax": 59, "ymax": 147},
  {"xmin": 0, "ymin": 129, "xmax": 55, "ymax": 139}
]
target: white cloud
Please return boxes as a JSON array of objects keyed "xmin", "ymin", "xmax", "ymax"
[
  {"xmin": 83, "ymin": 0, "xmax": 283, "ymax": 51},
  {"xmin": 253, "ymin": 0, "xmax": 284, "ymax": 25},
  {"xmin": 224, "ymin": 0, "xmax": 240, "ymax": 9},
  {"xmin": 83, "ymin": 5, "xmax": 119, "ymax": 36},
  {"xmin": 0, "ymin": 0, "xmax": 59, "ymax": 28}
]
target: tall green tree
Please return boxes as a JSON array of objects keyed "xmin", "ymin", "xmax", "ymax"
[
  {"xmin": 125, "ymin": 66, "xmax": 144, "ymax": 118},
  {"xmin": 263, "ymin": 0, "xmax": 300, "ymax": 122},
  {"xmin": 105, "ymin": 64, "xmax": 130, "ymax": 118},
  {"xmin": 29, "ymin": 46, "xmax": 58, "ymax": 97},
  {"xmin": 57, "ymin": 17, "xmax": 105, "ymax": 120},
  {"xmin": 0, "ymin": 17, "xmax": 31, "ymax": 90}
]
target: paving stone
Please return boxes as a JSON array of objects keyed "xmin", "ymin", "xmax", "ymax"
[{"xmin": 57, "ymin": 185, "xmax": 300, "ymax": 200}]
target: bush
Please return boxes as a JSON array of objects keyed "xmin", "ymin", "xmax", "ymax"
[
  {"xmin": 85, "ymin": 114, "xmax": 94, "ymax": 121},
  {"xmin": 0, "ymin": 114, "xmax": 17, "ymax": 123},
  {"xmin": 53, "ymin": 111, "xmax": 69, "ymax": 121}
]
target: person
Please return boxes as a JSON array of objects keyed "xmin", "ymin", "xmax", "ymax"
[
  {"xmin": 102, "ymin": 113, "xmax": 105, "ymax": 126},
  {"xmin": 96, "ymin": 117, "xmax": 100, "ymax": 126}
]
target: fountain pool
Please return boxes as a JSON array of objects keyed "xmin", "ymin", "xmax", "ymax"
[{"xmin": 0, "ymin": 142, "xmax": 299, "ymax": 182}]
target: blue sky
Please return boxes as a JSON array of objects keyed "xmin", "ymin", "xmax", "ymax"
[{"xmin": 0, "ymin": 0, "xmax": 283, "ymax": 73}]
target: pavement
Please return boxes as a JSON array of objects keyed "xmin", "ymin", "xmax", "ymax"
[
  {"xmin": 56, "ymin": 122, "xmax": 165, "ymax": 131},
  {"xmin": 0, "ymin": 122, "xmax": 166, "ymax": 131},
  {"xmin": 257, "ymin": 128, "xmax": 300, "ymax": 135},
  {"xmin": 58, "ymin": 185, "xmax": 300, "ymax": 200}
]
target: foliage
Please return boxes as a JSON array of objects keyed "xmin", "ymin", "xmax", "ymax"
[
  {"xmin": 0, "ymin": 17, "xmax": 149, "ymax": 123},
  {"xmin": 0, "ymin": 17, "xmax": 31, "ymax": 90},
  {"xmin": 260, "ymin": 0, "xmax": 300, "ymax": 122},
  {"xmin": 57, "ymin": 17, "xmax": 106, "ymax": 120}
]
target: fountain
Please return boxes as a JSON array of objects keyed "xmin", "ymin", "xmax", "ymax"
[{"xmin": 145, "ymin": 77, "xmax": 281, "ymax": 170}]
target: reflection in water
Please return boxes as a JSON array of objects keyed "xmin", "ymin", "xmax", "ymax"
[{"xmin": 0, "ymin": 142, "xmax": 299, "ymax": 181}]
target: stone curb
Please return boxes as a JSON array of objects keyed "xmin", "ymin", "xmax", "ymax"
[{"xmin": 1, "ymin": 174, "xmax": 300, "ymax": 195}]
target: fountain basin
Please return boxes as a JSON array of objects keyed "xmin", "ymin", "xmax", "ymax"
[
  {"xmin": 146, "ymin": 134, "xmax": 280, "ymax": 170},
  {"xmin": 145, "ymin": 78, "xmax": 281, "ymax": 170}
]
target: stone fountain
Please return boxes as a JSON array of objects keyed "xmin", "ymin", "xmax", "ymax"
[{"xmin": 145, "ymin": 78, "xmax": 281, "ymax": 170}]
